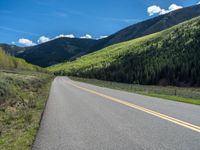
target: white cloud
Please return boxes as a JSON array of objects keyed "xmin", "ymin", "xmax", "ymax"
[
  {"xmin": 54, "ymin": 34, "xmax": 75, "ymax": 39},
  {"xmin": 169, "ymin": 4, "xmax": 183, "ymax": 11},
  {"xmin": 11, "ymin": 41, "xmax": 15, "ymax": 45},
  {"xmin": 147, "ymin": 5, "xmax": 162, "ymax": 16},
  {"xmin": 80, "ymin": 34, "xmax": 92, "ymax": 39},
  {"xmin": 99, "ymin": 35, "xmax": 108, "ymax": 39},
  {"xmin": 18, "ymin": 38, "xmax": 36, "ymax": 46},
  {"xmin": 159, "ymin": 9, "xmax": 170, "ymax": 15},
  {"xmin": 96, "ymin": 35, "xmax": 108, "ymax": 40},
  {"xmin": 197, "ymin": 1, "xmax": 200, "ymax": 4},
  {"xmin": 37, "ymin": 36, "xmax": 50, "ymax": 44},
  {"xmin": 147, "ymin": 4, "xmax": 183, "ymax": 16},
  {"xmin": 37, "ymin": 34, "xmax": 75, "ymax": 44},
  {"xmin": 17, "ymin": 33, "xmax": 90, "ymax": 46}
]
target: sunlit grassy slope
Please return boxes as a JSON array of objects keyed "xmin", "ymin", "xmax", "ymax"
[
  {"xmin": 49, "ymin": 16, "xmax": 200, "ymax": 86},
  {"xmin": 48, "ymin": 31, "xmax": 162, "ymax": 74},
  {"xmin": 0, "ymin": 49, "xmax": 42, "ymax": 71}
]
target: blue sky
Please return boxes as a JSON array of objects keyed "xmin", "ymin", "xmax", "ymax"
[{"xmin": 0, "ymin": 0, "xmax": 199, "ymax": 46}]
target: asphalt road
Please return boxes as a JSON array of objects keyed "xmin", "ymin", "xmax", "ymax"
[{"xmin": 32, "ymin": 77, "xmax": 200, "ymax": 150}]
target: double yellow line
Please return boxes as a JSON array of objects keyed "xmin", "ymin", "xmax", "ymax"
[{"xmin": 68, "ymin": 82, "xmax": 200, "ymax": 133}]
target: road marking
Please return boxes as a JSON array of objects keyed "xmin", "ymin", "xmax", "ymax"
[{"xmin": 68, "ymin": 81, "xmax": 200, "ymax": 133}]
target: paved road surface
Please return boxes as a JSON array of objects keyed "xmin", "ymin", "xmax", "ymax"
[{"xmin": 32, "ymin": 77, "xmax": 200, "ymax": 150}]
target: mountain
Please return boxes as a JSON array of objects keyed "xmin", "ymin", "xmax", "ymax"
[
  {"xmin": 0, "ymin": 43, "xmax": 25, "ymax": 55},
  {"xmin": 91, "ymin": 4, "xmax": 200, "ymax": 50},
  {"xmin": 2, "ymin": 4, "xmax": 200, "ymax": 67},
  {"xmin": 17, "ymin": 38, "xmax": 97, "ymax": 67},
  {"xmin": 49, "ymin": 16, "xmax": 200, "ymax": 86}
]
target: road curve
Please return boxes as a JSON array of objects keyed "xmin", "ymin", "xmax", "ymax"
[{"xmin": 32, "ymin": 77, "xmax": 200, "ymax": 150}]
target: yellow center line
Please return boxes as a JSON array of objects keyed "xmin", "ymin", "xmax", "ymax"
[{"xmin": 67, "ymin": 81, "xmax": 200, "ymax": 133}]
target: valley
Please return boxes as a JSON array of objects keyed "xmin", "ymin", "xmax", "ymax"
[{"xmin": 0, "ymin": 2, "xmax": 200, "ymax": 150}]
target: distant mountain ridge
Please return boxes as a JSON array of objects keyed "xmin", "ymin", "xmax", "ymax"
[
  {"xmin": 16, "ymin": 38, "xmax": 97, "ymax": 67},
  {"xmin": 0, "ymin": 43, "xmax": 25, "ymax": 55},
  {"xmin": 1, "ymin": 4, "xmax": 200, "ymax": 67}
]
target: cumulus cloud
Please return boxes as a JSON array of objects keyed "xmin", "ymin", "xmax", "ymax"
[
  {"xmin": 80, "ymin": 34, "xmax": 92, "ymax": 39},
  {"xmin": 197, "ymin": 1, "xmax": 200, "ymax": 4},
  {"xmin": 147, "ymin": 5, "xmax": 162, "ymax": 16},
  {"xmin": 18, "ymin": 33, "xmax": 92, "ymax": 46},
  {"xmin": 169, "ymin": 4, "xmax": 183, "ymax": 10},
  {"xmin": 37, "ymin": 36, "xmax": 50, "ymax": 44},
  {"xmin": 18, "ymin": 38, "xmax": 36, "ymax": 46},
  {"xmin": 54, "ymin": 34, "xmax": 75, "ymax": 39},
  {"xmin": 160, "ymin": 4, "xmax": 183, "ymax": 15},
  {"xmin": 36, "ymin": 34, "xmax": 75, "ymax": 44},
  {"xmin": 147, "ymin": 4, "xmax": 183, "ymax": 16}
]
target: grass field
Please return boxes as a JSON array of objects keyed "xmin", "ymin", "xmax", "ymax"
[
  {"xmin": 0, "ymin": 70, "xmax": 53, "ymax": 150},
  {"xmin": 70, "ymin": 77, "xmax": 200, "ymax": 105}
]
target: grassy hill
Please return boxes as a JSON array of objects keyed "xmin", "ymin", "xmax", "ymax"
[
  {"xmin": 49, "ymin": 16, "xmax": 200, "ymax": 86},
  {"xmin": 0, "ymin": 49, "xmax": 42, "ymax": 71}
]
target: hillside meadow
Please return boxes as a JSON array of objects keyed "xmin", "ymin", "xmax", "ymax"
[{"xmin": 0, "ymin": 50, "xmax": 53, "ymax": 150}]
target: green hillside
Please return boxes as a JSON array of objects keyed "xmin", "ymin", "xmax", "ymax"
[
  {"xmin": 49, "ymin": 16, "xmax": 200, "ymax": 86},
  {"xmin": 0, "ymin": 49, "xmax": 42, "ymax": 71}
]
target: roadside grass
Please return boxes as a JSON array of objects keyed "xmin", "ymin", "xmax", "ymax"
[
  {"xmin": 0, "ymin": 70, "xmax": 53, "ymax": 150},
  {"xmin": 70, "ymin": 77, "xmax": 200, "ymax": 105}
]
